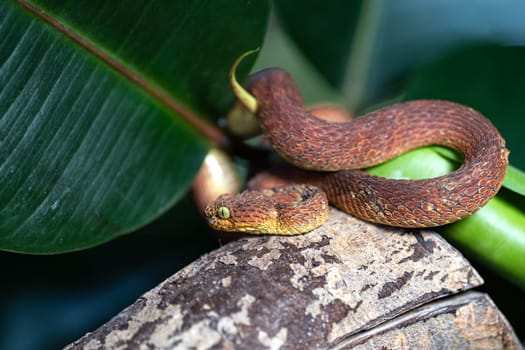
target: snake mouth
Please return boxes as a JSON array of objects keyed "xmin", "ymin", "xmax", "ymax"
[
  {"xmin": 204, "ymin": 215, "xmax": 215, "ymax": 224},
  {"xmin": 204, "ymin": 215, "xmax": 228, "ymax": 231}
]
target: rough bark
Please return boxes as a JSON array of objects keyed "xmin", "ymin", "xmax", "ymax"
[
  {"xmin": 65, "ymin": 208, "xmax": 522, "ymax": 349},
  {"xmin": 336, "ymin": 291, "xmax": 521, "ymax": 349}
]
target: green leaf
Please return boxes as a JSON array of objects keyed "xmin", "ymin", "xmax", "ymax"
[
  {"xmin": 367, "ymin": 146, "xmax": 457, "ymax": 180},
  {"xmin": 0, "ymin": 1, "xmax": 269, "ymax": 253},
  {"xmin": 275, "ymin": 0, "xmax": 525, "ymax": 110},
  {"xmin": 251, "ymin": 20, "xmax": 340, "ymax": 105},
  {"xmin": 504, "ymin": 166, "xmax": 525, "ymax": 197},
  {"xmin": 444, "ymin": 195, "xmax": 525, "ymax": 289}
]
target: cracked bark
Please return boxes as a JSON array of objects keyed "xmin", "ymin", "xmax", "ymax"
[{"xmin": 65, "ymin": 208, "xmax": 522, "ymax": 350}]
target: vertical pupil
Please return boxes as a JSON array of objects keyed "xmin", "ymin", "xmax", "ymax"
[{"xmin": 218, "ymin": 207, "xmax": 230, "ymax": 219}]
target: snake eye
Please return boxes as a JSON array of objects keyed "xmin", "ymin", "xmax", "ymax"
[{"xmin": 217, "ymin": 206, "xmax": 231, "ymax": 219}]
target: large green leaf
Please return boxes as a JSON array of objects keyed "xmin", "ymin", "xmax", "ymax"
[
  {"xmin": 275, "ymin": 0, "xmax": 525, "ymax": 110},
  {"xmin": 0, "ymin": 1, "xmax": 269, "ymax": 253}
]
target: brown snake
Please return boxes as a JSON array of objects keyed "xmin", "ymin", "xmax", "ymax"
[{"xmin": 204, "ymin": 68, "xmax": 509, "ymax": 234}]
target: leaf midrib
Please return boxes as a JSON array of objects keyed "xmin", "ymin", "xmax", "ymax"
[{"xmin": 17, "ymin": 0, "xmax": 225, "ymax": 146}]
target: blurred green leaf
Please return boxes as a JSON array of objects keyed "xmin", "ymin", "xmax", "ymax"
[
  {"xmin": 0, "ymin": 1, "xmax": 269, "ymax": 253},
  {"xmin": 504, "ymin": 166, "xmax": 525, "ymax": 197},
  {"xmin": 252, "ymin": 22, "xmax": 340, "ymax": 104},
  {"xmin": 367, "ymin": 146, "xmax": 457, "ymax": 180},
  {"xmin": 275, "ymin": 0, "xmax": 525, "ymax": 110},
  {"xmin": 274, "ymin": 0, "xmax": 361, "ymax": 89},
  {"xmin": 445, "ymin": 194, "xmax": 525, "ymax": 289}
]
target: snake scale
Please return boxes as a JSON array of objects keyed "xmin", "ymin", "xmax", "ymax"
[{"xmin": 204, "ymin": 68, "xmax": 509, "ymax": 234}]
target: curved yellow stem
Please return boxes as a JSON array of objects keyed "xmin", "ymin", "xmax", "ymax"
[{"xmin": 229, "ymin": 48, "xmax": 260, "ymax": 114}]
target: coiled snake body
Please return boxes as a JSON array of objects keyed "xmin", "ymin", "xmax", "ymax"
[{"xmin": 204, "ymin": 68, "xmax": 509, "ymax": 234}]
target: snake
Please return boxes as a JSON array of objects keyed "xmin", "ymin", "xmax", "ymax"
[{"xmin": 203, "ymin": 67, "xmax": 509, "ymax": 234}]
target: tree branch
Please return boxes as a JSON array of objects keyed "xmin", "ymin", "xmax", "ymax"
[{"xmin": 65, "ymin": 209, "xmax": 522, "ymax": 349}]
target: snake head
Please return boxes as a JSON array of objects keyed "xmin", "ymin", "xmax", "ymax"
[
  {"xmin": 203, "ymin": 191, "xmax": 280, "ymax": 234},
  {"xmin": 203, "ymin": 185, "xmax": 329, "ymax": 235}
]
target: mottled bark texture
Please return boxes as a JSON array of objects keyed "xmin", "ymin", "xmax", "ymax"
[{"xmin": 66, "ymin": 208, "xmax": 522, "ymax": 349}]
